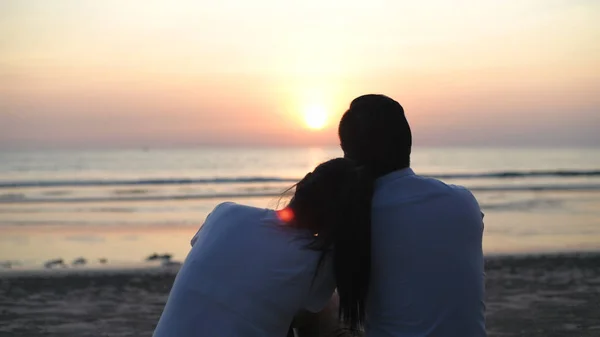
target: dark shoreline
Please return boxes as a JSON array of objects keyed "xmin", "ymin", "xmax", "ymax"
[{"xmin": 2, "ymin": 253, "xmax": 600, "ymax": 337}]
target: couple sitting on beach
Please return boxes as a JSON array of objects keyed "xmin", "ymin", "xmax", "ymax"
[{"xmin": 153, "ymin": 95, "xmax": 486, "ymax": 337}]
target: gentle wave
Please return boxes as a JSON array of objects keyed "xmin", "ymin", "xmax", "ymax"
[
  {"xmin": 0, "ymin": 192, "xmax": 287, "ymax": 203},
  {"xmin": 0, "ymin": 177, "xmax": 298, "ymax": 188},
  {"xmin": 434, "ymin": 170, "xmax": 600, "ymax": 179},
  {"xmin": 1, "ymin": 169, "xmax": 599, "ymax": 189},
  {"xmin": 1, "ymin": 184, "xmax": 599, "ymax": 204}
]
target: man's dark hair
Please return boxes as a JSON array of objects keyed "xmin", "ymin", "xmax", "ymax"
[{"xmin": 338, "ymin": 94, "xmax": 412, "ymax": 177}]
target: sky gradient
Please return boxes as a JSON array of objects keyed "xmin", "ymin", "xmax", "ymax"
[{"xmin": 1, "ymin": 0, "xmax": 599, "ymax": 148}]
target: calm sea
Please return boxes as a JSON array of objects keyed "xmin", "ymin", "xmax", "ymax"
[{"xmin": 1, "ymin": 147, "xmax": 599, "ymax": 268}]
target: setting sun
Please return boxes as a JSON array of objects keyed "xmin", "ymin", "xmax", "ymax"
[{"xmin": 303, "ymin": 105, "xmax": 328, "ymax": 130}]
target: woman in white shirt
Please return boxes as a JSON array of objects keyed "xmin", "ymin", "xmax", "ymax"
[{"xmin": 153, "ymin": 158, "xmax": 373, "ymax": 337}]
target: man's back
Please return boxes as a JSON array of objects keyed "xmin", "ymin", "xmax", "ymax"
[{"xmin": 367, "ymin": 168, "xmax": 486, "ymax": 337}]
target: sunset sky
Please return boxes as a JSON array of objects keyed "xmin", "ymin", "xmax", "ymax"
[{"xmin": 1, "ymin": 0, "xmax": 599, "ymax": 148}]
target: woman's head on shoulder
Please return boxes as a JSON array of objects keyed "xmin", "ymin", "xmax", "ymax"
[
  {"xmin": 287, "ymin": 158, "xmax": 372, "ymax": 241},
  {"xmin": 284, "ymin": 157, "xmax": 374, "ymax": 332}
]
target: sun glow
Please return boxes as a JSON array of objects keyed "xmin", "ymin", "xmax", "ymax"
[{"xmin": 303, "ymin": 105, "xmax": 328, "ymax": 130}]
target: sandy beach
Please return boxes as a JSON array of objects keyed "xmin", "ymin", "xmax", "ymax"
[{"xmin": 0, "ymin": 253, "xmax": 598, "ymax": 337}]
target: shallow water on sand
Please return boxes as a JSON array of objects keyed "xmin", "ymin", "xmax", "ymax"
[{"xmin": 1, "ymin": 147, "xmax": 599, "ymax": 269}]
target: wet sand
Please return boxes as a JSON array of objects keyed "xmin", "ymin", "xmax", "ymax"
[{"xmin": 1, "ymin": 253, "xmax": 599, "ymax": 337}]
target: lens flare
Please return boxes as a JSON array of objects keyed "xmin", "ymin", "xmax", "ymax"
[{"xmin": 276, "ymin": 207, "xmax": 294, "ymax": 223}]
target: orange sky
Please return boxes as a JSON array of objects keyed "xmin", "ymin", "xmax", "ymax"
[{"xmin": 1, "ymin": 0, "xmax": 599, "ymax": 148}]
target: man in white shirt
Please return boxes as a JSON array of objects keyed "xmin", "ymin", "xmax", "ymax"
[{"xmin": 335, "ymin": 94, "xmax": 487, "ymax": 336}]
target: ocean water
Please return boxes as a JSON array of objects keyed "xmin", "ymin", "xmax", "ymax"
[{"xmin": 1, "ymin": 147, "xmax": 599, "ymax": 269}]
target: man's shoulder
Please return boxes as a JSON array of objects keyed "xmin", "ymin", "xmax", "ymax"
[
  {"xmin": 383, "ymin": 172, "xmax": 479, "ymax": 203},
  {"xmin": 429, "ymin": 180, "xmax": 482, "ymax": 215},
  {"xmin": 446, "ymin": 182, "xmax": 476, "ymax": 196},
  {"xmin": 423, "ymin": 176, "xmax": 479, "ymax": 202},
  {"xmin": 412, "ymin": 174, "xmax": 474, "ymax": 193}
]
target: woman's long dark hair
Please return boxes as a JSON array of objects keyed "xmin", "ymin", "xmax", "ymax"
[{"xmin": 286, "ymin": 158, "xmax": 375, "ymax": 333}]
